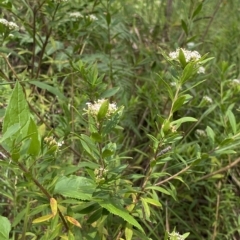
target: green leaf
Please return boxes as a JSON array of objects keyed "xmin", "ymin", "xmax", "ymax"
[
  {"xmin": 80, "ymin": 134, "xmax": 100, "ymax": 160},
  {"xmin": 97, "ymin": 99, "xmax": 109, "ymax": 121},
  {"xmin": 182, "ymin": 232, "xmax": 190, "ymax": 239},
  {"xmin": 143, "ymin": 198, "xmax": 162, "ymax": 207},
  {"xmin": 0, "ymin": 123, "xmax": 20, "ymax": 143},
  {"xmin": 159, "ymin": 77, "xmax": 174, "ymax": 100},
  {"xmin": 206, "ymin": 126, "xmax": 215, "ymax": 145},
  {"xmin": 192, "ymin": 3, "xmax": 202, "ymax": 19},
  {"xmin": 172, "ymin": 95, "xmax": 187, "ymax": 113},
  {"xmin": 0, "ymin": 216, "xmax": 11, "ymax": 240},
  {"xmin": 180, "ymin": 62, "xmax": 196, "ymax": 84},
  {"xmin": 179, "ymin": 48, "xmax": 187, "ymax": 67},
  {"xmin": 27, "ymin": 117, "xmax": 41, "ymax": 156},
  {"xmin": 171, "ymin": 117, "xmax": 197, "ymax": 129},
  {"xmin": 29, "ymin": 81, "xmax": 67, "ymax": 101},
  {"xmin": 102, "ymin": 149, "xmax": 114, "ymax": 158},
  {"xmin": 102, "ymin": 106, "xmax": 124, "ymax": 134},
  {"xmin": 227, "ymin": 110, "xmax": 237, "ymax": 134},
  {"xmin": 106, "ymin": 12, "xmax": 111, "ymax": 25},
  {"xmin": 87, "ymin": 208, "xmax": 102, "ymax": 224},
  {"xmin": 100, "ymin": 87, "xmax": 119, "ymax": 98},
  {"xmin": 146, "ymin": 186, "xmax": 171, "ymax": 195},
  {"xmin": 54, "ymin": 176, "xmax": 96, "ymax": 200},
  {"xmin": 181, "ymin": 19, "xmax": 188, "ymax": 36},
  {"xmin": 140, "ymin": 198, "xmax": 151, "ymax": 219},
  {"xmin": 2, "ymin": 81, "xmax": 30, "ymax": 149},
  {"xmin": 98, "ymin": 199, "xmax": 144, "ymax": 233},
  {"xmin": 12, "ymin": 208, "xmax": 27, "ymax": 227}
]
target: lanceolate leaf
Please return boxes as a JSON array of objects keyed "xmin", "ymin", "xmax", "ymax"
[
  {"xmin": 2, "ymin": 82, "xmax": 30, "ymax": 150},
  {"xmin": 27, "ymin": 117, "xmax": 41, "ymax": 156},
  {"xmin": 32, "ymin": 214, "xmax": 53, "ymax": 224},
  {"xmin": 98, "ymin": 199, "xmax": 144, "ymax": 233},
  {"xmin": 50, "ymin": 198, "xmax": 58, "ymax": 216},
  {"xmin": 65, "ymin": 216, "xmax": 82, "ymax": 228}
]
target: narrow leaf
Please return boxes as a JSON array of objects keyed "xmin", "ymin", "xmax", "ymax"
[
  {"xmin": 98, "ymin": 199, "xmax": 144, "ymax": 233},
  {"xmin": 29, "ymin": 81, "xmax": 66, "ymax": 101},
  {"xmin": 192, "ymin": 3, "xmax": 202, "ymax": 19},
  {"xmin": 27, "ymin": 117, "xmax": 41, "ymax": 156},
  {"xmin": 125, "ymin": 223, "xmax": 133, "ymax": 240},
  {"xmin": 143, "ymin": 198, "xmax": 162, "ymax": 207},
  {"xmin": 227, "ymin": 110, "xmax": 237, "ymax": 134},
  {"xmin": 32, "ymin": 214, "xmax": 53, "ymax": 223},
  {"xmin": 50, "ymin": 198, "xmax": 58, "ymax": 216},
  {"xmin": 181, "ymin": 19, "xmax": 188, "ymax": 35},
  {"xmin": 65, "ymin": 216, "xmax": 81, "ymax": 228},
  {"xmin": 141, "ymin": 198, "xmax": 151, "ymax": 219}
]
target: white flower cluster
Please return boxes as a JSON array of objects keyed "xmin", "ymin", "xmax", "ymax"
[
  {"xmin": 195, "ymin": 129, "xmax": 206, "ymax": 137},
  {"xmin": 169, "ymin": 48, "xmax": 205, "ymax": 74},
  {"xmin": 231, "ymin": 79, "xmax": 240, "ymax": 86},
  {"xmin": 169, "ymin": 48, "xmax": 201, "ymax": 62},
  {"xmin": 44, "ymin": 136, "xmax": 64, "ymax": 148},
  {"xmin": 168, "ymin": 231, "xmax": 184, "ymax": 240},
  {"xmin": 69, "ymin": 12, "xmax": 98, "ymax": 21},
  {"xmin": 88, "ymin": 14, "xmax": 98, "ymax": 21},
  {"xmin": 69, "ymin": 12, "xmax": 83, "ymax": 19},
  {"xmin": 0, "ymin": 18, "xmax": 19, "ymax": 31},
  {"xmin": 197, "ymin": 66, "xmax": 205, "ymax": 74},
  {"xmin": 203, "ymin": 96, "xmax": 213, "ymax": 104},
  {"xmin": 85, "ymin": 99, "xmax": 117, "ymax": 117}
]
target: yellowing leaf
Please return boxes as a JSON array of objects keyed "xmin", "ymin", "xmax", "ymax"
[
  {"xmin": 50, "ymin": 198, "xmax": 58, "ymax": 216},
  {"xmin": 125, "ymin": 223, "xmax": 133, "ymax": 240},
  {"xmin": 65, "ymin": 216, "xmax": 82, "ymax": 228},
  {"xmin": 143, "ymin": 198, "xmax": 162, "ymax": 207},
  {"xmin": 32, "ymin": 214, "xmax": 53, "ymax": 223}
]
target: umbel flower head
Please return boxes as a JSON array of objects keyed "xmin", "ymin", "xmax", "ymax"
[
  {"xmin": 84, "ymin": 99, "xmax": 117, "ymax": 118},
  {"xmin": 0, "ymin": 18, "xmax": 19, "ymax": 31},
  {"xmin": 169, "ymin": 48, "xmax": 205, "ymax": 74},
  {"xmin": 169, "ymin": 48, "xmax": 201, "ymax": 62}
]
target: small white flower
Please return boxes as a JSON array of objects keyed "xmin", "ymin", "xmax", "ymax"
[
  {"xmin": 197, "ymin": 66, "xmax": 205, "ymax": 74},
  {"xmin": 231, "ymin": 79, "xmax": 240, "ymax": 86},
  {"xmin": 0, "ymin": 18, "xmax": 8, "ymax": 26},
  {"xmin": 187, "ymin": 42, "xmax": 195, "ymax": 49},
  {"xmin": 57, "ymin": 141, "xmax": 64, "ymax": 147},
  {"xmin": 203, "ymin": 96, "xmax": 213, "ymax": 104},
  {"xmin": 69, "ymin": 12, "xmax": 83, "ymax": 19},
  {"xmin": 8, "ymin": 22, "xmax": 19, "ymax": 30},
  {"xmin": 88, "ymin": 14, "xmax": 98, "ymax": 21},
  {"xmin": 170, "ymin": 82, "xmax": 177, "ymax": 87},
  {"xmin": 195, "ymin": 129, "xmax": 206, "ymax": 137},
  {"xmin": 168, "ymin": 231, "xmax": 184, "ymax": 240}
]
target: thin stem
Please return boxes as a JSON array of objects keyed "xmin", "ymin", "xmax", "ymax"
[
  {"xmin": 201, "ymin": 0, "xmax": 223, "ymax": 42},
  {"xmin": 211, "ymin": 181, "xmax": 221, "ymax": 240},
  {"xmin": 35, "ymin": 4, "xmax": 59, "ymax": 79},
  {"xmin": 155, "ymin": 164, "xmax": 191, "ymax": 186},
  {"xmin": 196, "ymin": 157, "xmax": 240, "ymax": 182}
]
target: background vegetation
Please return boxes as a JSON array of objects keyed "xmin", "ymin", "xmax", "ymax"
[{"xmin": 0, "ymin": 0, "xmax": 240, "ymax": 239}]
